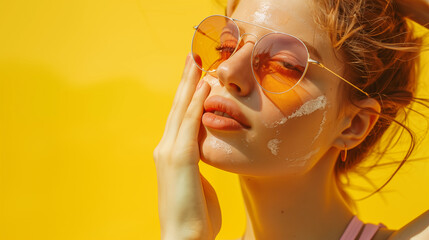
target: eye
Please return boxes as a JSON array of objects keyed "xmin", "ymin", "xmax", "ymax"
[
  {"xmin": 215, "ymin": 43, "xmax": 235, "ymax": 54},
  {"xmin": 281, "ymin": 61, "xmax": 304, "ymax": 73},
  {"xmin": 215, "ymin": 41, "xmax": 237, "ymax": 60},
  {"xmin": 270, "ymin": 52, "xmax": 305, "ymax": 74}
]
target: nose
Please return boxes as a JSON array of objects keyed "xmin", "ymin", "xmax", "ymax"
[{"xmin": 216, "ymin": 42, "xmax": 255, "ymax": 97}]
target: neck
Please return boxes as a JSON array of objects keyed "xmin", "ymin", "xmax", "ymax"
[{"xmin": 239, "ymin": 148, "xmax": 354, "ymax": 240}]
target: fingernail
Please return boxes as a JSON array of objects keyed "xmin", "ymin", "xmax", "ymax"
[
  {"xmin": 194, "ymin": 54, "xmax": 202, "ymax": 67},
  {"xmin": 196, "ymin": 80, "xmax": 204, "ymax": 90}
]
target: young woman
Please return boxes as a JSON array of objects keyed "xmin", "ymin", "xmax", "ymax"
[{"xmin": 153, "ymin": 0, "xmax": 429, "ymax": 239}]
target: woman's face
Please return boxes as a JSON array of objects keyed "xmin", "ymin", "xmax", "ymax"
[{"xmin": 198, "ymin": 0, "xmax": 346, "ymax": 177}]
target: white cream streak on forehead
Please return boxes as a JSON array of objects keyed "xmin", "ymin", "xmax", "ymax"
[
  {"xmin": 284, "ymin": 148, "xmax": 320, "ymax": 167},
  {"xmin": 208, "ymin": 138, "xmax": 232, "ymax": 154},
  {"xmin": 252, "ymin": 1, "xmax": 272, "ymax": 24},
  {"xmin": 267, "ymin": 139, "xmax": 282, "ymax": 156},
  {"xmin": 265, "ymin": 95, "xmax": 327, "ymax": 128}
]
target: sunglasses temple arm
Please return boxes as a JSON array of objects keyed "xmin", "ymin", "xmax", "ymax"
[{"xmin": 309, "ymin": 59, "xmax": 369, "ymax": 97}]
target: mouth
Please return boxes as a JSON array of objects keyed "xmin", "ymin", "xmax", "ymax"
[
  {"xmin": 202, "ymin": 96, "xmax": 251, "ymax": 131},
  {"xmin": 212, "ymin": 111, "xmax": 233, "ymax": 118}
]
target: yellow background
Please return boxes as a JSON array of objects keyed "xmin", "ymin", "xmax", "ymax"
[{"xmin": 0, "ymin": 0, "xmax": 428, "ymax": 239}]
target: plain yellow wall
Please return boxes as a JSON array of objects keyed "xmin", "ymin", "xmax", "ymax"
[{"xmin": 0, "ymin": 0, "xmax": 428, "ymax": 239}]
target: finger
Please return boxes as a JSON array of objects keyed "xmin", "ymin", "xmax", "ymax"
[
  {"xmin": 176, "ymin": 81, "xmax": 210, "ymax": 146},
  {"xmin": 170, "ymin": 54, "xmax": 194, "ymax": 113},
  {"xmin": 163, "ymin": 57, "xmax": 203, "ymax": 143},
  {"xmin": 167, "ymin": 56, "xmax": 202, "ymax": 130},
  {"xmin": 159, "ymin": 54, "xmax": 192, "ymax": 140}
]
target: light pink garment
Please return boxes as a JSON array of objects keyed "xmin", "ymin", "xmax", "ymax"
[{"xmin": 339, "ymin": 216, "xmax": 386, "ymax": 240}]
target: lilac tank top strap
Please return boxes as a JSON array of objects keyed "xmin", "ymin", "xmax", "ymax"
[{"xmin": 339, "ymin": 216, "xmax": 386, "ymax": 240}]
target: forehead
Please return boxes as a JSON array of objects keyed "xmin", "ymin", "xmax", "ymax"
[
  {"xmin": 230, "ymin": 0, "xmax": 332, "ymax": 62},
  {"xmin": 231, "ymin": 0, "xmax": 313, "ymax": 30}
]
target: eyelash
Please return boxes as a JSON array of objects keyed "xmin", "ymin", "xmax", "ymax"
[
  {"xmin": 215, "ymin": 43, "xmax": 236, "ymax": 56},
  {"xmin": 270, "ymin": 61, "xmax": 304, "ymax": 78},
  {"xmin": 214, "ymin": 43, "xmax": 305, "ymax": 79},
  {"xmin": 279, "ymin": 62, "xmax": 304, "ymax": 73},
  {"xmin": 216, "ymin": 45, "xmax": 235, "ymax": 53}
]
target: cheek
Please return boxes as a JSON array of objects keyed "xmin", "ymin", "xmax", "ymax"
[
  {"xmin": 198, "ymin": 109, "xmax": 330, "ymax": 176},
  {"xmin": 260, "ymin": 86, "xmax": 327, "ymax": 130},
  {"xmin": 268, "ymin": 112, "xmax": 327, "ymax": 163},
  {"xmin": 257, "ymin": 94, "xmax": 329, "ymax": 167},
  {"xmin": 198, "ymin": 89, "xmax": 333, "ymax": 176}
]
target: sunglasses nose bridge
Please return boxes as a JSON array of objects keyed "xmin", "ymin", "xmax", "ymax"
[
  {"xmin": 240, "ymin": 32, "xmax": 258, "ymax": 41},
  {"xmin": 231, "ymin": 33, "xmax": 258, "ymax": 57}
]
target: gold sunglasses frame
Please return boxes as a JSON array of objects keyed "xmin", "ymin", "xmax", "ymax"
[{"xmin": 192, "ymin": 15, "xmax": 369, "ymax": 97}]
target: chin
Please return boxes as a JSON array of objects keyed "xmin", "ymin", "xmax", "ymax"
[
  {"xmin": 198, "ymin": 134, "xmax": 316, "ymax": 178},
  {"xmin": 198, "ymin": 132, "xmax": 253, "ymax": 174}
]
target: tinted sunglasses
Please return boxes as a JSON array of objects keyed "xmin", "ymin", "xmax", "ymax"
[{"xmin": 191, "ymin": 15, "xmax": 369, "ymax": 96}]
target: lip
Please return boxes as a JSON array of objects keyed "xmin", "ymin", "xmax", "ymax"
[{"xmin": 202, "ymin": 96, "xmax": 251, "ymax": 130}]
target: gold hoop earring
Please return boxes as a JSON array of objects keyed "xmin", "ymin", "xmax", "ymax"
[{"xmin": 341, "ymin": 145, "xmax": 347, "ymax": 162}]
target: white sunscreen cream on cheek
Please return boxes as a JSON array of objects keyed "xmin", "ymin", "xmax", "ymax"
[
  {"xmin": 267, "ymin": 139, "xmax": 282, "ymax": 156},
  {"xmin": 312, "ymin": 110, "xmax": 327, "ymax": 144},
  {"xmin": 284, "ymin": 148, "xmax": 320, "ymax": 167},
  {"xmin": 287, "ymin": 95, "xmax": 327, "ymax": 119},
  {"xmin": 264, "ymin": 95, "xmax": 328, "ymax": 128},
  {"xmin": 264, "ymin": 116, "xmax": 288, "ymax": 129},
  {"xmin": 208, "ymin": 138, "xmax": 232, "ymax": 154}
]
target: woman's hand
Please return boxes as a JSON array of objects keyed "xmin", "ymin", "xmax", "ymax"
[{"xmin": 153, "ymin": 54, "xmax": 221, "ymax": 240}]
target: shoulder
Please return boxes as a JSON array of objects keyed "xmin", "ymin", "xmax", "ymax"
[{"xmin": 383, "ymin": 210, "xmax": 429, "ymax": 240}]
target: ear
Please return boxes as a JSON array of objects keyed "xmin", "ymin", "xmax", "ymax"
[
  {"xmin": 333, "ymin": 98, "xmax": 381, "ymax": 150},
  {"xmin": 226, "ymin": 0, "xmax": 238, "ymax": 16}
]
